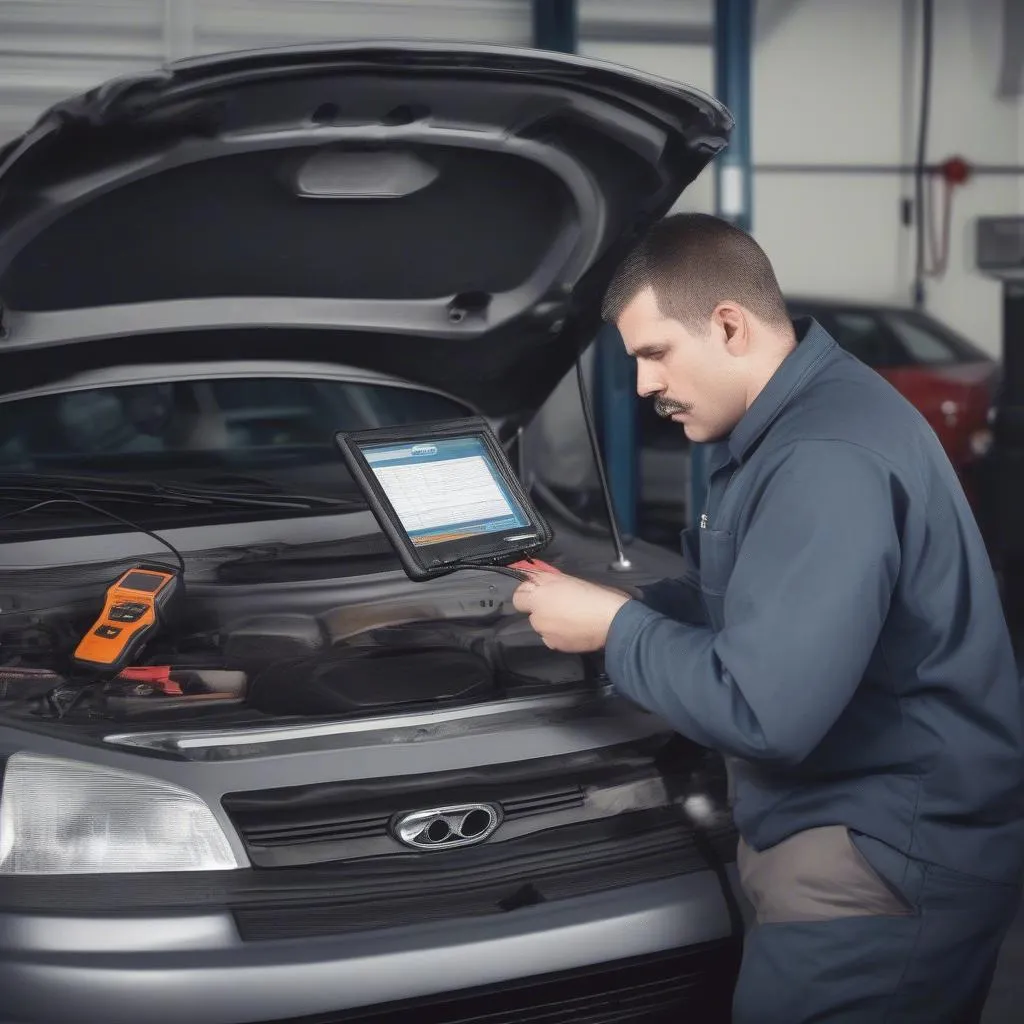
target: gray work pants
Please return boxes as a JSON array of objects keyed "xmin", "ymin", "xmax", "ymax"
[{"xmin": 732, "ymin": 826, "xmax": 1020, "ymax": 1024}]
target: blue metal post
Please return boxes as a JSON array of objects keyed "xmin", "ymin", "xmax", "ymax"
[
  {"xmin": 715, "ymin": 0, "xmax": 754, "ymax": 235},
  {"xmin": 690, "ymin": 0, "xmax": 754, "ymax": 524},
  {"xmin": 531, "ymin": 0, "xmax": 637, "ymax": 535},
  {"xmin": 594, "ymin": 325, "xmax": 638, "ymax": 536},
  {"xmin": 532, "ymin": 0, "xmax": 640, "ymax": 534},
  {"xmin": 532, "ymin": 0, "xmax": 577, "ymax": 52}
]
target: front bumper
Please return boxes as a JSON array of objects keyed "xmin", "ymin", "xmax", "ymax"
[{"xmin": 0, "ymin": 871, "xmax": 737, "ymax": 1024}]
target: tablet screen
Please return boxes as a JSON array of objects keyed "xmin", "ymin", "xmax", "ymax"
[
  {"xmin": 362, "ymin": 436, "xmax": 530, "ymax": 547},
  {"xmin": 337, "ymin": 417, "xmax": 551, "ymax": 580}
]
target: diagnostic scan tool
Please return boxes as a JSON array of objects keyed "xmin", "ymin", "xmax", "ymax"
[
  {"xmin": 336, "ymin": 417, "xmax": 555, "ymax": 582},
  {"xmin": 73, "ymin": 565, "xmax": 182, "ymax": 674}
]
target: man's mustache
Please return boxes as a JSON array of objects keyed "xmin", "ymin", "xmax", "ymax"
[{"xmin": 654, "ymin": 397, "xmax": 693, "ymax": 418}]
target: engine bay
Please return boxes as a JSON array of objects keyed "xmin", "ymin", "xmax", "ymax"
[{"xmin": 0, "ymin": 568, "xmax": 597, "ymax": 727}]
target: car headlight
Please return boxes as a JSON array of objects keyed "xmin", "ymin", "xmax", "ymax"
[{"xmin": 0, "ymin": 752, "xmax": 244, "ymax": 874}]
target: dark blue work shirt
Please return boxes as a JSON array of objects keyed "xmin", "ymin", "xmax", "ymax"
[{"xmin": 606, "ymin": 318, "xmax": 1024, "ymax": 884}]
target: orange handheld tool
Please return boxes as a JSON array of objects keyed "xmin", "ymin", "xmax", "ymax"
[{"xmin": 73, "ymin": 566, "xmax": 182, "ymax": 674}]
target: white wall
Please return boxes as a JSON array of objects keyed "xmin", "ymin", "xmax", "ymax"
[
  {"xmin": 913, "ymin": 0, "xmax": 1021, "ymax": 353},
  {"xmin": 584, "ymin": 0, "xmax": 1023, "ymax": 358}
]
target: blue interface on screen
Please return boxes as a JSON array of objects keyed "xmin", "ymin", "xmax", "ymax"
[{"xmin": 363, "ymin": 436, "xmax": 530, "ymax": 547}]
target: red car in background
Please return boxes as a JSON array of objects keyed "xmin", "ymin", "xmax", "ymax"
[{"xmin": 786, "ymin": 299, "xmax": 999, "ymax": 502}]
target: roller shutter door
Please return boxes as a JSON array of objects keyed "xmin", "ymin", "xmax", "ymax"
[{"xmin": 0, "ymin": 0, "xmax": 531, "ymax": 144}]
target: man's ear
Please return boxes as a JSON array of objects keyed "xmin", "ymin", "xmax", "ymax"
[{"xmin": 713, "ymin": 302, "xmax": 751, "ymax": 356}]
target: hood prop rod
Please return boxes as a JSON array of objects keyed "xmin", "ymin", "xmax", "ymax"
[{"xmin": 576, "ymin": 355, "xmax": 632, "ymax": 572}]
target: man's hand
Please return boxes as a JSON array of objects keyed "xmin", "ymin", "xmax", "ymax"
[{"xmin": 512, "ymin": 572, "xmax": 631, "ymax": 653}]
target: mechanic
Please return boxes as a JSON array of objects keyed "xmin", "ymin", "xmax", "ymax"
[{"xmin": 513, "ymin": 213, "xmax": 1024, "ymax": 1023}]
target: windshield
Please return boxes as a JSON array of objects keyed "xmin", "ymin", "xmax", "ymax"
[{"xmin": 0, "ymin": 376, "xmax": 471, "ymax": 504}]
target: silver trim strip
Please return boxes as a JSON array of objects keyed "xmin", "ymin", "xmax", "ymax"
[{"xmin": 103, "ymin": 692, "xmax": 588, "ymax": 752}]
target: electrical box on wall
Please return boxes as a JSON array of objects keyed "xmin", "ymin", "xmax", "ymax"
[{"xmin": 976, "ymin": 217, "xmax": 1024, "ymax": 275}]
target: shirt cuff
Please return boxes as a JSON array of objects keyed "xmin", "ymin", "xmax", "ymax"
[{"xmin": 604, "ymin": 599, "xmax": 661, "ymax": 699}]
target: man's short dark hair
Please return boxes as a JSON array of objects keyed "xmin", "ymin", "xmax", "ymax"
[{"xmin": 601, "ymin": 213, "xmax": 790, "ymax": 331}]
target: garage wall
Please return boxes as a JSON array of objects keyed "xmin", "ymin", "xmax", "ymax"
[
  {"xmin": 0, "ymin": 0, "xmax": 165, "ymax": 142},
  {"xmin": 755, "ymin": 0, "xmax": 1019, "ymax": 356},
  {"xmin": 583, "ymin": 0, "xmax": 1023, "ymax": 357},
  {"xmin": 186, "ymin": 0, "xmax": 530, "ymax": 57}
]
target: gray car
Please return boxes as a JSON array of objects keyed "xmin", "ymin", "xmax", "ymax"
[{"xmin": 0, "ymin": 43, "xmax": 739, "ymax": 1024}]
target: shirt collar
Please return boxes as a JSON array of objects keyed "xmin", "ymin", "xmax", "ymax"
[{"xmin": 727, "ymin": 317, "xmax": 836, "ymax": 463}]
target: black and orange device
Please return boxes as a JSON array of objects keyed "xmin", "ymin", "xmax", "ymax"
[{"xmin": 73, "ymin": 565, "xmax": 182, "ymax": 675}]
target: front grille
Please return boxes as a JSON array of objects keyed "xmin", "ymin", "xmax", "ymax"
[
  {"xmin": 285, "ymin": 941, "xmax": 741, "ymax": 1024},
  {"xmin": 234, "ymin": 786, "xmax": 584, "ymax": 850},
  {"xmin": 242, "ymin": 813, "xmax": 389, "ymax": 848},
  {"xmin": 231, "ymin": 811, "xmax": 728, "ymax": 941},
  {"xmin": 501, "ymin": 786, "xmax": 585, "ymax": 819},
  {"xmin": 222, "ymin": 741, "xmax": 673, "ymax": 868}
]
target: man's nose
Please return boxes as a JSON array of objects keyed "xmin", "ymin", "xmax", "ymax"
[{"xmin": 636, "ymin": 364, "xmax": 664, "ymax": 399}]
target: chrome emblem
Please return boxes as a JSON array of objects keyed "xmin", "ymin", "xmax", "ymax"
[{"xmin": 392, "ymin": 803, "xmax": 503, "ymax": 850}]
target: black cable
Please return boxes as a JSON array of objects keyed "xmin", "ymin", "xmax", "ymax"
[
  {"xmin": 693, "ymin": 829, "xmax": 746, "ymax": 941},
  {"xmin": 52, "ymin": 681, "xmax": 99, "ymax": 720},
  {"xmin": 575, "ymin": 356, "xmax": 631, "ymax": 567},
  {"xmin": 0, "ymin": 495, "xmax": 186, "ymax": 574},
  {"xmin": 656, "ymin": 745, "xmax": 746, "ymax": 942},
  {"xmin": 913, "ymin": 0, "xmax": 934, "ymax": 309}
]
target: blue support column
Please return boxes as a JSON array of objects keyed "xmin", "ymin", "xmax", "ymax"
[
  {"xmin": 715, "ymin": 0, "xmax": 754, "ymax": 237},
  {"xmin": 533, "ymin": 0, "xmax": 637, "ymax": 536},
  {"xmin": 532, "ymin": 0, "xmax": 577, "ymax": 52},
  {"xmin": 690, "ymin": 0, "xmax": 754, "ymax": 524},
  {"xmin": 594, "ymin": 324, "xmax": 638, "ymax": 536}
]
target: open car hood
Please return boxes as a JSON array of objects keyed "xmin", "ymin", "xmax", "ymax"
[{"xmin": 0, "ymin": 42, "xmax": 731, "ymax": 418}]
